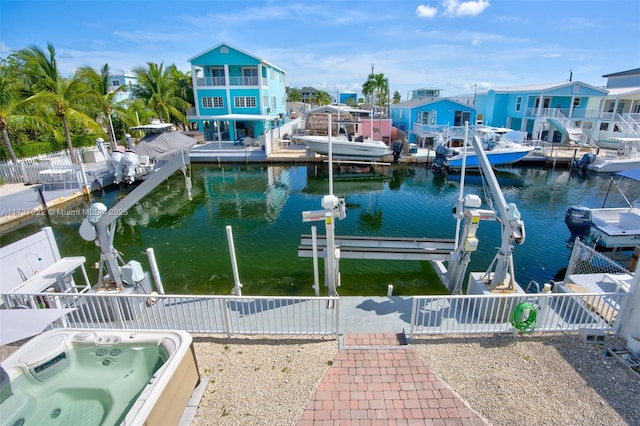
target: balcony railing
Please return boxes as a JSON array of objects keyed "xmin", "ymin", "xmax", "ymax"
[{"xmin": 195, "ymin": 76, "xmax": 260, "ymax": 87}]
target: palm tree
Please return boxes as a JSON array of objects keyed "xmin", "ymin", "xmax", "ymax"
[
  {"xmin": 313, "ymin": 90, "xmax": 332, "ymax": 106},
  {"xmin": 167, "ymin": 64, "xmax": 194, "ymax": 112},
  {"xmin": 1, "ymin": 57, "xmax": 59, "ymax": 164},
  {"xmin": 14, "ymin": 43, "xmax": 101, "ymax": 164},
  {"xmin": 362, "ymin": 72, "xmax": 389, "ymax": 111},
  {"xmin": 0, "ymin": 58, "xmax": 22, "ymax": 163},
  {"xmin": 131, "ymin": 62, "xmax": 190, "ymax": 125},
  {"xmin": 363, "ymin": 73, "xmax": 389, "ymax": 140},
  {"xmin": 77, "ymin": 64, "xmax": 127, "ymax": 150},
  {"xmin": 286, "ymin": 87, "xmax": 301, "ymax": 102}
]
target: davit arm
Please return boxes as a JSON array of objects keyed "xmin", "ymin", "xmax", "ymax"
[
  {"xmin": 470, "ymin": 134, "xmax": 525, "ymax": 290},
  {"xmin": 82, "ymin": 150, "xmax": 192, "ymax": 288}
]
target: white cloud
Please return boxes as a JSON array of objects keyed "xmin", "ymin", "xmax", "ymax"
[
  {"xmin": 472, "ymin": 36, "xmax": 482, "ymax": 46},
  {"xmin": 416, "ymin": 5, "xmax": 438, "ymax": 18},
  {"xmin": 442, "ymin": 0, "xmax": 490, "ymax": 17}
]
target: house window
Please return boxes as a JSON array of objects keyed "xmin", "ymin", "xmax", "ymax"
[
  {"xmin": 202, "ymin": 97, "xmax": 223, "ymax": 108},
  {"xmin": 573, "ymin": 98, "xmax": 581, "ymax": 108},
  {"xmin": 234, "ymin": 96, "xmax": 257, "ymax": 108},
  {"xmin": 243, "ymin": 68, "xmax": 258, "ymax": 85},
  {"xmin": 271, "ymin": 95, "xmax": 276, "ymax": 111},
  {"xmin": 418, "ymin": 111, "xmax": 430, "ymax": 124},
  {"xmin": 210, "ymin": 68, "xmax": 225, "ymax": 86},
  {"xmin": 515, "ymin": 96, "xmax": 522, "ymax": 112},
  {"xmin": 111, "ymin": 80, "xmax": 120, "ymax": 86}
]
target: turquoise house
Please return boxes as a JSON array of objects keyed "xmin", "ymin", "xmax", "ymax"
[
  {"xmin": 474, "ymin": 82, "xmax": 608, "ymax": 144},
  {"xmin": 390, "ymin": 98, "xmax": 477, "ymax": 145},
  {"xmin": 186, "ymin": 43, "xmax": 286, "ymax": 143}
]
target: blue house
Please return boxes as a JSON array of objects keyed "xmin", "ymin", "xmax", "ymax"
[
  {"xmin": 107, "ymin": 70, "xmax": 138, "ymax": 103},
  {"xmin": 474, "ymin": 82, "xmax": 608, "ymax": 144},
  {"xmin": 186, "ymin": 43, "xmax": 286, "ymax": 145},
  {"xmin": 390, "ymin": 98, "xmax": 477, "ymax": 145}
]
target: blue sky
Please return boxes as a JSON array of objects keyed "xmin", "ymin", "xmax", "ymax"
[{"xmin": 1, "ymin": 0, "xmax": 638, "ymax": 100}]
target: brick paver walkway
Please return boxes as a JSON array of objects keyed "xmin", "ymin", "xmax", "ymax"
[{"xmin": 297, "ymin": 333, "xmax": 487, "ymax": 425}]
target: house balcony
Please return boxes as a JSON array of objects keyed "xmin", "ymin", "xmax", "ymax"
[
  {"xmin": 194, "ymin": 76, "xmax": 260, "ymax": 87},
  {"xmin": 524, "ymin": 108, "xmax": 602, "ymax": 119}
]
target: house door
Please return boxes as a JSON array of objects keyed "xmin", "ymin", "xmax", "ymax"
[{"xmin": 453, "ymin": 111, "xmax": 470, "ymax": 126}]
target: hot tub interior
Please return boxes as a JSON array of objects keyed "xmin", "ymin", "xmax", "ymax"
[{"xmin": 1, "ymin": 329, "xmax": 199, "ymax": 426}]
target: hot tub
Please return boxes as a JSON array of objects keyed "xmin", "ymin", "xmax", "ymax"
[{"xmin": 0, "ymin": 329, "xmax": 200, "ymax": 426}]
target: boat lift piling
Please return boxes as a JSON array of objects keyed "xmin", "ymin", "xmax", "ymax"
[
  {"xmin": 311, "ymin": 226, "xmax": 320, "ymax": 296},
  {"xmin": 226, "ymin": 225, "xmax": 243, "ymax": 296},
  {"xmin": 146, "ymin": 248, "xmax": 165, "ymax": 295}
]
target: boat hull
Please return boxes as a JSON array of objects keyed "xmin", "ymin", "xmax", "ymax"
[
  {"xmin": 446, "ymin": 147, "xmax": 533, "ymax": 169},
  {"xmin": 588, "ymin": 158, "xmax": 640, "ymax": 173},
  {"xmin": 295, "ymin": 135, "xmax": 389, "ymax": 159}
]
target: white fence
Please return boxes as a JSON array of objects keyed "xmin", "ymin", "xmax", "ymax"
[
  {"xmin": 0, "ymin": 150, "xmax": 85, "ymax": 186},
  {"xmin": 2, "ymin": 292, "xmax": 340, "ymax": 338},
  {"xmin": 410, "ymin": 291, "xmax": 627, "ymax": 336}
]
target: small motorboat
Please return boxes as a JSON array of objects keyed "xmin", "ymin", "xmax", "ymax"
[
  {"xmin": 294, "ymin": 134, "xmax": 389, "ymax": 160},
  {"xmin": 432, "ymin": 127, "xmax": 533, "ymax": 171},
  {"xmin": 565, "ymin": 169, "xmax": 640, "ymax": 250}
]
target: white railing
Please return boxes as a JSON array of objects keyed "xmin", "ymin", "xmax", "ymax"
[
  {"xmin": 0, "ymin": 151, "xmax": 85, "ymax": 184},
  {"xmin": 194, "ymin": 76, "xmax": 259, "ymax": 87},
  {"xmin": 1, "ymin": 292, "xmax": 339, "ymax": 338},
  {"xmin": 410, "ymin": 291, "xmax": 627, "ymax": 336}
]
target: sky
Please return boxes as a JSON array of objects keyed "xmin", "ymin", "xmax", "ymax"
[{"xmin": 1, "ymin": 0, "xmax": 639, "ymax": 100}]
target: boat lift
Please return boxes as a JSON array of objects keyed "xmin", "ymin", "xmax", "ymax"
[
  {"xmin": 445, "ymin": 129, "xmax": 526, "ymax": 294},
  {"xmin": 79, "ymin": 149, "xmax": 193, "ymax": 290}
]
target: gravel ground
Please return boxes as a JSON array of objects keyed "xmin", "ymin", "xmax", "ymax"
[
  {"xmin": 1, "ymin": 332, "xmax": 638, "ymax": 425},
  {"xmin": 412, "ymin": 333, "xmax": 640, "ymax": 426}
]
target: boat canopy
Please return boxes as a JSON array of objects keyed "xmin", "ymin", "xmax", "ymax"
[
  {"xmin": 134, "ymin": 132, "xmax": 197, "ymax": 160},
  {"xmin": 612, "ymin": 169, "xmax": 640, "ymax": 182}
]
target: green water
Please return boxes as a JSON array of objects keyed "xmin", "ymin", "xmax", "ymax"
[{"xmin": 1, "ymin": 164, "xmax": 637, "ymax": 296}]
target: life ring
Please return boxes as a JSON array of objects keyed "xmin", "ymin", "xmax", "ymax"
[{"xmin": 510, "ymin": 302, "xmax": 537, "ymax": 334}]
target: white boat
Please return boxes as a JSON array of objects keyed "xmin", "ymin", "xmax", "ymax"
[
  {"xmin": 98, "ymin": 121, "xmax": 197, "ymax": 184},
  {"xmin": 294, "ymin": 134, "xmax": 389, "ymax": 160},
  {"xmin": 565, "ymin": 169, "xmax": 640, "ymax": 251},
  {"xmin": 432, "ymin": 127, "xmax": 533, "ymax": 170},
  {"xmin": 588, "ymin": 137, "xmax": 640, "ymax": 173}
]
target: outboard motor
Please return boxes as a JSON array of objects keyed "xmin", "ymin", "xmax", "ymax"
[
  {"xmin": 432, "ymin": 144, "xmax": 453, "ymax": 173},
  {"xmin": 572, "ymin": 152, "xmax": 596, "ymax": 173},
  {"xmin": 564, "ymin": 205, "xmax": 592, "ymax": 247},
  {"xmin": 121, "ymin": 151, "xmax": 139, "ymax": 184},
  {"xmin": 112, "ymin": 151, "xmax": 124, "ymax": 183}
]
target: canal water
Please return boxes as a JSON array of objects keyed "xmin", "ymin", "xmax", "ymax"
[{"xmin": 1, "ymin": 164, "xmax": 637, "ymax": 296}]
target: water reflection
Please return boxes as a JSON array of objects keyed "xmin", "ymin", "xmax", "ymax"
[
  {"xmin": 202, "ymin": 166, "xmax": 290, "ymax": 224},
  {"xmin": 1, "ymin": 164, "xmax": 638, "ymax": 296}
]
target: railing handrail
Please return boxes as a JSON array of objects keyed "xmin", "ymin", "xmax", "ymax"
[{"xmin": 2, "ymin": 291, "xmax": 340, "ymax": 338}]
